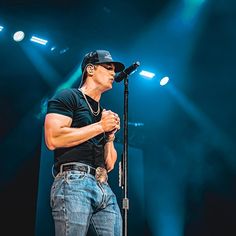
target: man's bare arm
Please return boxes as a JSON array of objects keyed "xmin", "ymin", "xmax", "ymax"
[{"xmin": 44, "ymin": 110, "xmax": 119, "ymax": 150}]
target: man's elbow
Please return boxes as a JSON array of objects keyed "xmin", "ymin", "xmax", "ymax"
[
  {"xmin": 45, "ymin": 137, "xmax": 57, "ymax": 151},
  {"xmin": 106, "ymin": 164, "xmax": 115, "ymax": 172},
  {"xmin": 47, "ymin": 144, "xmax": 56, "ymax": 151}
]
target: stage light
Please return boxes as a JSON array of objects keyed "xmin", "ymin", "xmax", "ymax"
[
  {"xmin": 160, "ymin": 76, "xmax": 169, "ymax": 86},
  {"xmin": 128, "ymin": 122, "xmax": 144, "ymax": 127},
  {"xmin": 0, "ymin": 26, "xmax": 4, "ymax": 31},
  {"xmin": 59, "ymin": 47, "xmax": 69, "ymax": 54},
  {"xmin": 50, "ymin": 46, "xmax": 56, "ymax": 51},
  {"xmin": 13, "ymin": 31, "xmax": 25, "ymax": 42},
  {"xmin": 30, "ymin": 36, "xmax": 48, "ymax": 45},
  {"xmin": 139, "ymin": 70, "xmax": 155, "ymax": 79}
]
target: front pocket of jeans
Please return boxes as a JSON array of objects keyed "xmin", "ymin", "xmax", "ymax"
[{"xmin": 50, "ymin": 179, "xmax": 63, "ymax": 208}]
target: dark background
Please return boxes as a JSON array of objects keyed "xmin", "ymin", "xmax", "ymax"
[{"xmin": 1, "ymin": 0, "xmax": 236, "ymax": 235}]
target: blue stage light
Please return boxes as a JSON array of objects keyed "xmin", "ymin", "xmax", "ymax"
[
  {"xmin": 50, "ymin": 46, "xmax": 56, "ymax": 51},
  {"xmin": 59, "ymin": 47, "xmax": 69, "ymax": 54},
  {"xmin": 0, "ymin": 26, "xmax": 4, "ymax": 31}
]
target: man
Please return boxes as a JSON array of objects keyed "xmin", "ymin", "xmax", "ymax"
[{"xmin": 44, "ymin": 50, "xmax": 125, "ymax": 236}]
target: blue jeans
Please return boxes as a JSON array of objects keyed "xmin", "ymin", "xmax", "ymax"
[{"xmin": 50, "ymin": 169, "xmax": 122, "ymax": 236}]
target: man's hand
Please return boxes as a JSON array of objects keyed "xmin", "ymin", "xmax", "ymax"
[{"xmin": 100, "ymin": 109, "xmax": 120, "ymax": 133}]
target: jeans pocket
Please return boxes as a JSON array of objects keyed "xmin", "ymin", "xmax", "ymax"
[{"xmin": 50, "ymin": 178, "xmax": 63, "ymax": 208}]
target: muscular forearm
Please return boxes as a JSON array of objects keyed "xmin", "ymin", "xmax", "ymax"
[
  {"xmin": 104, "ymin": 141, "xmax": 117, "ymax": 172},
  {"xmin": 45, "ymin": 121, "xmax": 104, "ymax": 150}
]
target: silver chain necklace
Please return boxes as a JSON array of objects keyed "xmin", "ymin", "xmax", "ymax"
[{"xmin": 78, "ymin": 88, "xmax": 100, "ymax": 116}]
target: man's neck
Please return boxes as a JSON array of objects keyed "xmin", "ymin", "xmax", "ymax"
[{"xmin": 79, "ymin": 85, "xmax": 101, "ymax": 102}]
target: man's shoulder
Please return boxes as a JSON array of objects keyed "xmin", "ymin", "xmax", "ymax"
[
  {"xmin": 47, "ymin": 88, "xmax": 85, "ymax": 111},
  {"xmin": 52, "ymin": 87, "xmax": 80, "ymax": 98}
]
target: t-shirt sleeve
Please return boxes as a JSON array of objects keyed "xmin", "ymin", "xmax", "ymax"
[{"xmin": 46, "ymin": 89, "xmax": 77, "ymax": 118}]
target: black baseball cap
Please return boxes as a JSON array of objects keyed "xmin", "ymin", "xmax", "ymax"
[{"xmin": 81, "ymin": 50, "xmax": 125, "ymax": 73}]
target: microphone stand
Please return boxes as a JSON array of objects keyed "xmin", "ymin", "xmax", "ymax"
[
  {"xmin": 121, "ymin": 73, "xmax": 129, "ymax": 236},
  {"xmin": 117, "ymin": 61, "xmax": 139, "ymax": 236}
]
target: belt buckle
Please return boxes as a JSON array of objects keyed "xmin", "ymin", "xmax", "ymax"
[{"xmin": 95, "ymin": 167, "xmax": 108, "ymax": 183}]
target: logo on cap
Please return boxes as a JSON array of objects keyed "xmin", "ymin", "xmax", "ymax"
[{"xmin": 104, "ymin": 52, "xmax": 112, "ymax": 60}]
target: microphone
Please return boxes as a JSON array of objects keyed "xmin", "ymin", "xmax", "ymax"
[{"xmin": 115, "ymin": 61, "xmax": 140, "ymax": 82}]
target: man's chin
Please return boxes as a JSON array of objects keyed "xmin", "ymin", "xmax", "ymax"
[
  {"xmin": 102, "ymin": 85, "xmax": 112, "ymax": 93},
  {"xmin": 107, "ymin": 84, "xmax": 113, "ymax": 90}
]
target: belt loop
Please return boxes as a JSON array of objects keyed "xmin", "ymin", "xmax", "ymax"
[
  {"xmin": 60, "ymin": 163, "xmax": 64, "ymax": 174},
  {"xmin": 87, "ymin": 165, "xmax": 90, "ymax": 174},
  {"xmin": 51, "ymin": 164, "xmax": 56, "ymax": 178}
]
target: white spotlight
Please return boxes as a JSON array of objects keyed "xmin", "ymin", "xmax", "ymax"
[
  {"xmin": 139, "ymin": 70, "xmax": 155, "ymax": 79},
  {"xmin": 160, "ymin": 76, "xmax": 169, "ymax": 86},
  {"xmin": 30, "ymin": 36, "xmax": 48, "ymax": 45},
  {"xmin": 13, "ymin": 31, "xmax": 25, "ymax": 42}
]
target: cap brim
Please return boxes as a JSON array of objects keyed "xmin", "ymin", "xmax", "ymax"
[
  {"xmin": 113, "ymin": 62, "xmax": 125, "ymax": 73},
  {"xmin": 96, "ymin": 61, "xmax": 125, "ymax": 73}
]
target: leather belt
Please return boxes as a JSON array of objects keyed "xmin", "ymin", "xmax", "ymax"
[
  {"xmin": 59, "ymin": 162, "xmax": 108, "ymax": 183},
  {"xmin": 60, "ymin": 163, "xmax": 96, "ymax": 176}
]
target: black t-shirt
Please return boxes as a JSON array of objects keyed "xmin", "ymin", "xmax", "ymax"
[{"xmin": 46, "ymin": 88, "xmax": 107, "ymax": 172}]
